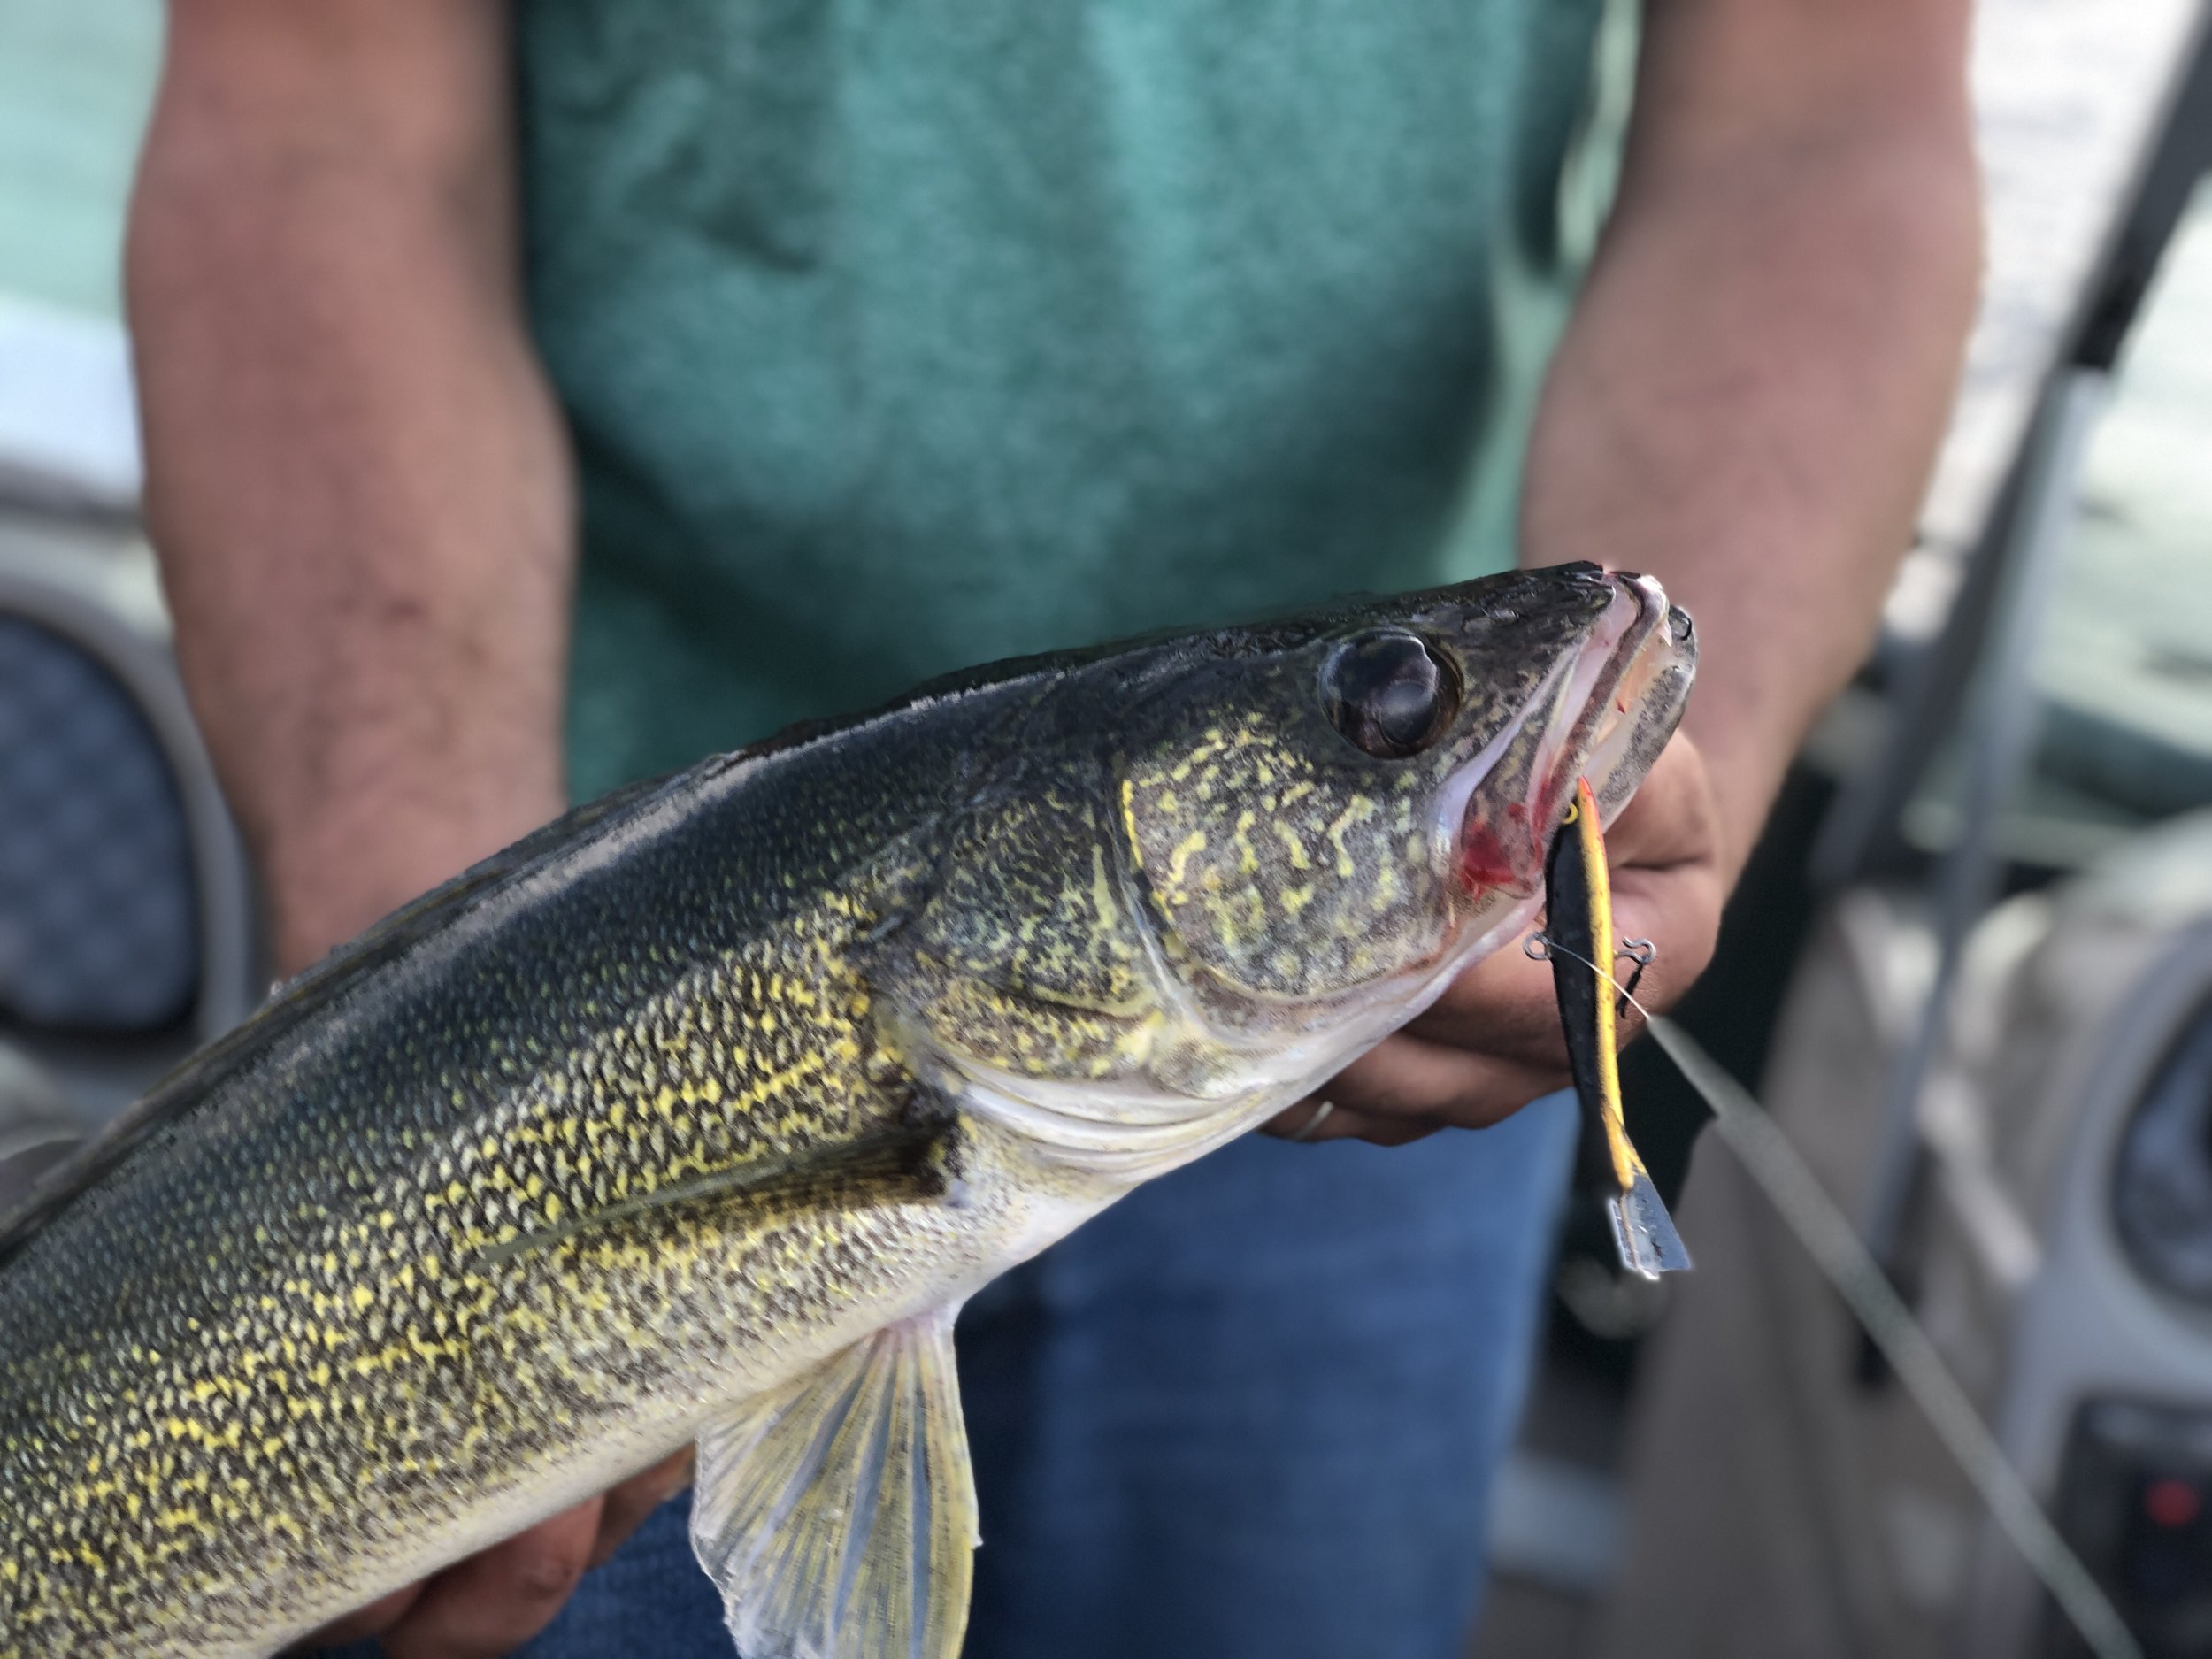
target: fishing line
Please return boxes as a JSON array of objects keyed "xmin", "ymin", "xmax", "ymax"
[{"xmin": 1538, "ymin": 937, "xmax": 2143, "ymax": 1659}]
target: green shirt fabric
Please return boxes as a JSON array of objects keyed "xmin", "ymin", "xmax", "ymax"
[{"xmin": 520, "ymin": 0, "xmax": 1609, "ymax": 802}]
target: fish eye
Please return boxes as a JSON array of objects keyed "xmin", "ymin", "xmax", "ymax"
[{"xmin": 1319, "ymin": 631, "xmax": 1460, "ymax": 759}]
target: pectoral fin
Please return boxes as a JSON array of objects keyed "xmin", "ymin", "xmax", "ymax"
[
  {"xmin": 690, "ymin": 1305, "xmax": 979, "ymax": 1659},
  {"xmin": 480, "ymin": 1110, "xmax": 958, "ymax": 1269}
]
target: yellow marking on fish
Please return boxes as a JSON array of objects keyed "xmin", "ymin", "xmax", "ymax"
[
  {"xmin": 1165, "ymin": 830, "xmax": 1209, "ymax": 890},
  {"xmin": 1325, "ymin": 796, "xmax": 1378, "ymax": 876},
  {"xmin": 1371, "ymin": 864, "xmax": 1399, "ymax": 909}
]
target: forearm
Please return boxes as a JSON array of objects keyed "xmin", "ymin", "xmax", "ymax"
[
  {"xmin": 1522, "ymin": 3, "xmax": 1980, "ymax": 879},
  {"xmin": 128, "ymin": 2, "xmax": 572, "ymax": 971}
]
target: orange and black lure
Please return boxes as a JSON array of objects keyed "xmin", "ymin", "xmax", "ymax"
[{"xmin": 1542, "ymin": 777, "xmax": 1692, "ymax": 1279}]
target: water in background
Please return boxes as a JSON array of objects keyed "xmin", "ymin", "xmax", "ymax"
[
  {"xmin": 0, "ymin": 0, "xmax": 158, "ymax": 319},
  {"xmin": 2044, "ymin": 178, "xmax": 2212, "ymax": 817}
]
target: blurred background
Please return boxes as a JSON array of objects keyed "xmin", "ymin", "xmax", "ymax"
[
  {"xmin": 0, "ymin": 2, "xmax": 258, "ymax": 1189},
  {"xmin": 4, "ymin": 2, "xmax": 2212, "ymax": 1656}
]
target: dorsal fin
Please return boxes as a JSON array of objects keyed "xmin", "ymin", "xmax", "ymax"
[
  {"xmin": 0, "ymin": 611, "xmax": 1191, "ymax": 1270},
  {"xmin": 0, "ymin": 767, "xmax": 684, "ymax": 1266}
]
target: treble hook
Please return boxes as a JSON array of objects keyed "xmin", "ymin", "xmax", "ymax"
[
  {"xmin": 1616, "ymin": 937, "xmax": 1656, "ymax": 1010},
  {"xmin": 1527, "ymin": 932, "xmax": 1655, "ymax": 1004}
]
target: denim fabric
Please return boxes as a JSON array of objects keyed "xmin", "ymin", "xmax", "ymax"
[{"xmin": 324, "ymin": 1094, "xmax": 1576, "ymax": 1658}]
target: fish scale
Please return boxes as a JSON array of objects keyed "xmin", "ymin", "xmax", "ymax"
[
  {"xmin": 0, "ymin": 565, "xmax": 1693, "ymax": 1657},
  {"xmin": 0, "ymin": 712, "xmax": 1037, "ymax": 1655}
]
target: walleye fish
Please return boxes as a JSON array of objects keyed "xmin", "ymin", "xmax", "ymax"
[{"xmin": 0, "ymin": 563, "xmax": 1693, "ymax": 1659}]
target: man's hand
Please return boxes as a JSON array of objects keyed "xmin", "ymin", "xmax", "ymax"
[
  {"xmin": 1264, "ymin": 735, "xmax": 1722, "ymax": 1145},
  {"xmin": 302, "ymin": 1452, "xmax": 695, "ymax": 1656}
]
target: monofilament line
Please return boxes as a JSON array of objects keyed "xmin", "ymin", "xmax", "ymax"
[{"xmin": 1541, "ymin": 937, "xmax": 2142, "ymax": 1659}]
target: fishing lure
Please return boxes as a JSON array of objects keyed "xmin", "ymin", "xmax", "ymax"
[{"xmin": 1540, "ymin": 776, "xmax": 1692, "ymax": 1280}]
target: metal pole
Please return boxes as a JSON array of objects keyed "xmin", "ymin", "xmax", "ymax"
[{"xmin": 1855, "ymin": 370, "xmax": 2108, "ymax": 1275}]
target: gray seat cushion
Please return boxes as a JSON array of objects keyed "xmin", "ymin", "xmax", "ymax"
[{"xmin": 0, "ymin": 614, "xmax": 196, "ymax": 1029}]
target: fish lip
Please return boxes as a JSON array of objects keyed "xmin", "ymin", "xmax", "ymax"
[
  {"xmin": 1577, "ymin": 591, "xmax": 1695, "ymax": 821},
  {"xmin": 1528, "ymin": 576, "xmax": 1660, "ymax": 804},
  {"xmin": 1438, "ymin": 572, "xmax": 1681, "ymax": 898}
]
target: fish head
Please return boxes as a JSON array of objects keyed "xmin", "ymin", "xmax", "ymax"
[
  {"xmin": 883, "ymin": 564, "xmax": 1693, "ymax": 1179},
  {"xmin": 1115, "ymin": 563, "xmax": 1695, "ymax": 1030}
]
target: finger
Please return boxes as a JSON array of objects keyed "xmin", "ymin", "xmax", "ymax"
[
  {"xmin": 1332, "ymin": 1032, "xmax": 1568, "ymax": 1130},
  {"xmin": 1601, "ymin": 735, "xmax": 1720, "ymax": 873},
  {"xmin": 1260, "ymin": 1096, "xmax": 1446, "ymax": 1146},
  {"xmin": 1330, "ymin": 1031, "xmax": 1567, "ymax": 1132},
  {"xmin": 588, "ymin": 1449, "xmax": 695, "ymax": 1570},
  {"xmin": 380, "ymin": 1498, "xmax": 604, "ymax": 1659},
  {"xmin": 1601, "ymin": 861, "xmax": 1721, "ymax": 1025},
  {"xmin": 1402, "ymin": 940, "xmax": 1566, "ymax": 1064},
  {"xmin": 1331, "ymin": 1109, "xmax": 1448, "ymax": 1147},
  {"xmin": 1408, "ymin": 850, "xmax": 1721, "ymax": 1061},
  {"xmin": 1261, "ymin": 1097, "xmax": 1359, "ymax": 1141},
  {"xmin": 298, "ymin": 1581, "xmax": 426, "ymax": 1647}
]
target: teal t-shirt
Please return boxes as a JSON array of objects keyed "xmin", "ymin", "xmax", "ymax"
[{"xmin": 520, "ymin": 0, "xmax": 1612, "ymax": 801}]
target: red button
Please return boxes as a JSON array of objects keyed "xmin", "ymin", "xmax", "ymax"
[{"xmin": 2145, "ymin": 1477, "xmax": 2200, "ymax": 1529}]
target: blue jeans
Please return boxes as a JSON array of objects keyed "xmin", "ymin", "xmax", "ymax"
[{"xmin": 336, "ymin": 1097, "xmax": 1575, "ymax": 1659}]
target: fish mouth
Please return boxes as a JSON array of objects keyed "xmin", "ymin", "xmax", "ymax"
[
  {"xmin": 1537, "ymin": 572, "xmax": 1694, "ymax": 827},
  {"xmin": 1447, "ymin": 572, "xmax": 1695, "ymax": 899}
]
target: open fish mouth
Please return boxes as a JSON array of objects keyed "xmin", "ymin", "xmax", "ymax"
[
  {"xmin": 1542, "ymin": 571, "xmax": 1696, "ymax": 826},
  {"xmin": 1449, "ymin": 571, "xmax": 1696, "ymax": 900}
]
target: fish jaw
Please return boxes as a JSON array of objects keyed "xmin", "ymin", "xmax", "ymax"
[
  {"xmin": 1448, "ymin": 572, "xmax": 1694, "ymax": 902},
  {"xmin": 949, "ymin": 569, "xmax": 1695, "ymax": 1188}
]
